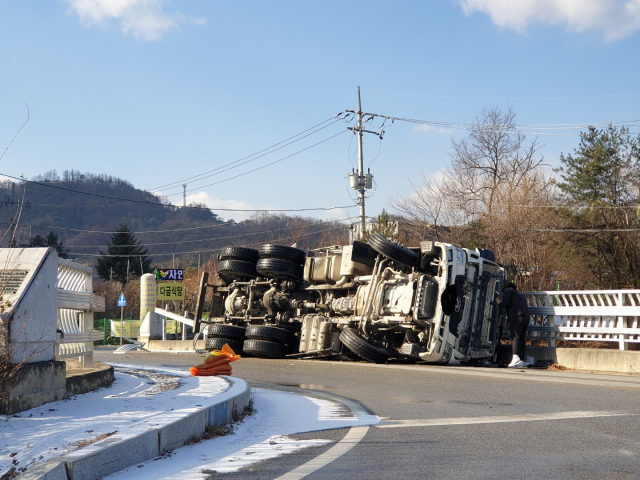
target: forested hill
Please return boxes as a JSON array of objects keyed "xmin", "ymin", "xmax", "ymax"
[{"xmin": 0, "ymin": 170, "xmax": 348, "ymax": 267}]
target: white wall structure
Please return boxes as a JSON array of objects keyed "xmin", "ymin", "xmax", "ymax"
[
  {"xmin": 56, "ymin": 258, "xmax": 105, "ymax": 368},
  {"xmin": 0, "ymin": 248, "xmax": 58, "ymax": 364},
  {"xmin": 0, "ymin": 248, "xmax": 106, "ymax": 368}
]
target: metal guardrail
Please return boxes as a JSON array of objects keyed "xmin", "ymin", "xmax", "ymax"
[{"xmin": 523, "ymin": 290, "xmax": 640, "ymax": 350}]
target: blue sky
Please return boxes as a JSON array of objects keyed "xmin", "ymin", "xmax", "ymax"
[{"xmin": 1, "ymin": 0, "xmax": 639, "ymax": 222}]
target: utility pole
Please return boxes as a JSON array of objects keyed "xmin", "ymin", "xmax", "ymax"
[
  {"xmin": 182, "ymin": 184, "xmax": 187, "ymax": 220},
  {"xmin": 9, "ymin": 182, "xmax": 15, "ymax": 247},
  {"xmin": 347, "ymin": 87, "xmax": 379, "ymax": 240},
  {"xmin": 356, "ymin": 87, "xmax": 366, "ymax": 236}
]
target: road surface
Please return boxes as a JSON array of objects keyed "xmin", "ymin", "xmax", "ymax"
[{"xmin": 96, "ymin": 348, "xmax": 640, "ymax": 479}]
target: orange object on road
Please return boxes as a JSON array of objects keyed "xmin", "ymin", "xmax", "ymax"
[{"xmin": 190, "ymin": 343, "xmax": 240, "ymax": 376}]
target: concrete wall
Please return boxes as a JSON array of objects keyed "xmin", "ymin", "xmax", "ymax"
[
  {"xmin": 145, "ymin": 339, "xmax": 206, "ymax": 351},
  {"xmin": 0, "ymin": 360, "xmax": 66, "ymax": 415},
  {"xmin": 528, "ymin": 346, "xmax": 640, "ymax": 373},
  {"xmin": 0, "ymin": 248, "xmax": 58, "ymax": 364}
]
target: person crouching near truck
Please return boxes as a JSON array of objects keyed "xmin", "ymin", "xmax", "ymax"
[{"xmin": 496, "ymin": 282, "xmax": 530, "ymax": 368}]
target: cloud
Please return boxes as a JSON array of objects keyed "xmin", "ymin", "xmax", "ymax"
[
  {"xmin": 186, "ymin": 192, "xmax": 263, "ymax": 223},
  {"xmin": 413, "ymin": 124, "xmax": 453, "ymax": 135},
  {"xmin": 65, "ymin": 0, "xmax": 205, "ymax": 41},
  {"xmin": 456, "ymin": 0, "xmax": 640, "ymax": 41}
]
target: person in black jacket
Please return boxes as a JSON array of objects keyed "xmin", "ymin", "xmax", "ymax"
[{"xmin": 496, "ymin": 282, "xmax": 530, "ymax": 368}]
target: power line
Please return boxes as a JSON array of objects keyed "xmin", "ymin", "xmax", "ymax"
[
  {"xmin": 369, "ymin": 87, "xmax": 640, "ymax": 101},
  {"xmin": 148, "ymin": 117, "xmax": 341, "ymax": 194},
  {"xmin": 1, "ymin": 129, "xmax": 348, "ymax": 209},
  {"xmin": 342, "ymin": 110, "xmax": 640, "ymax": 136},
  {"xmin": 67, "ymin": 223, "xmax": 349, "ymax": 257},
  {"xmin": 175, "ymin": 129, "xmax": 349, "ymax": 196},
  {"xmin": 56, "ymin": 218, "xmax": 358, "ymax": 247}
]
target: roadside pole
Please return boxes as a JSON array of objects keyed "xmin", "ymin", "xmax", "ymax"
[{"xmin": 117, "ymin": 293, "xmax": 127, "ymax": 345}]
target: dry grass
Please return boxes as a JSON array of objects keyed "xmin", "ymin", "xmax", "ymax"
[
  {"xmin": 70, "ymin": 431, "xmax": 116, "ymax": 449},
  {"xmin": 185, "ymin": 400, "xmax": 256, "ymax": 446},
  {"xmin": 548, "ymin": 363, "xmax": 567, "ymax": 371}
]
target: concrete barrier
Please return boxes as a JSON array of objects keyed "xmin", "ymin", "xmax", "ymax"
[
  {"xmin": 528, "ymin": 346, "xmax": 640, "ymax": 373},
  {"xmin": 22, "ymin": 377, "xmax": 250, "ymax": 480},
  {"xmin": 145, "ymin": 339, "xmax": 206, "ymax": 352},
  {"xmin": 0, "ymin": 361, "xmax": 66, "ymax": 415},
  {"xmin": 18, "ymin": 460, "xmax": 67, "ymax": 480}
]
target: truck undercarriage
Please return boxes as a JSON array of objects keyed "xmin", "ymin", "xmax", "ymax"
[{"xmin": 203, "ymin": 234, "xmax": 507, "ymax": 365}]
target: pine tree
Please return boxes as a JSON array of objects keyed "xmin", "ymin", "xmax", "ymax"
[
  {"xmin": 557, "ymin": 124, "xmax": 640, "ymax": 288},
  {"xmin": 96, "ymin": 223, "xmax": 152, "ymax": 283},
  {"xmin": 28, "ymin": 231, "xmax": 70, "ymax": 259}
]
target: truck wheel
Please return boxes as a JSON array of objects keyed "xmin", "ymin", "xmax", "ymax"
[
  {"xmin": 256, "ymin": 258, "xmax": 302, "ymax": 279},
  {"xmin": 207, "ymin": 324, "xmax": 246, "ymax": 341},
  {"xmin": 243, "ymin": 339, "xmax": 288, "ymax": 358},
  {"xmin": 258, "ymin": 244, "xmax": 306, "ymax": 265},
  {"xmin": 206, "ymin": 337, "xmax": 244, "ymax": 354},
  {"xmin": 368, "ymin": 233, "xmax": 418, "ymax": 268},
  {"xmin": 219, "ymin": 246, "xmax": 259, "ymax": 263},
  {"xmin": 245, "ymin": 324, "xmax": 292, "ymax": 344},
  {"xmin": 339, "ymin": 327, "xmax": 389, "ymax": 363},
  {"xmin": 218, "ymin": 259, "xmax": 258, "ymax": 279}
]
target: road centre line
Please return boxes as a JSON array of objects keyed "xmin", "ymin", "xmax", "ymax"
[
  {"xmin": 274, "ymin": 426, "xmax": 369, "ymax": 480},
  {"xmin": 377, "ymin": 410, "xmax": 635, "ymax": 429}
]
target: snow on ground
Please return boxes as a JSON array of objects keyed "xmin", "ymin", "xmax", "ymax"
[
  {"xmin": 0, "ymin": 365, "xmax": 228, "ymax": 477},
  {"xmin": 108, "ymin": 388, "xmax": 379, "ymax": 479},
  {"xmin": 1, "ymin": 364, "xmax": 379, "ymax": 479}
]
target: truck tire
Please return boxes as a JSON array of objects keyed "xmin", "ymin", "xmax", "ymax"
[
  {"xmin": 368, "ymin": 233, "xmax": 418, "ymax": 268},
  {"xmin": 245, "ymin": 324, "xmax": 292, "ymax": 344},
  {"xmin": 207, "ymin": 324, "xmax": 246, "ymax": 341},
  {"xmin": 339, "ymin": 327, "xmax": 389, "ymax": 363},
  {"xmin": 205, "ymin": 337, "xmax": 244, "ymax": 354},
  {"xmin": 258, "ymin": 244, "xmax": 306, "ymax": 265},
  {"xmin": 218, "ymin": 259, "xmax": 258, "ymax": 279},
  {"xmin": 256, "ymin": 258, "xmax": 302, "ymax": 279},
  {"xmin": 219, "ymin": 246, "xmax": 259, "ymax": 263},
  {"xmin": 243, "ymin": 339, "xmax": 288, "ymax": 358}
]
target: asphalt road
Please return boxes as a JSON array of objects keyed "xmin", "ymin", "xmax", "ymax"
[{"xmin": 95, "ymin": 347, "xmax": 640, "ymax": 479}]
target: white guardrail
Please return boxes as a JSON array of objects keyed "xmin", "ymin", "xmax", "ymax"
[
  {"xmin": 523, "ymin": 290, "xmax": 640, "ymax": 350},
  {"xmin": 55, "ymin": 258, "xmax": 105, "ymax": 367}
]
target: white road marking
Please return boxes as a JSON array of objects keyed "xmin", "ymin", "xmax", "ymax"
[
  {"xmin": 274, "ymin": 426, "xmax": 369, "ymax": 480},
  {"xmin": 377, "ymin": 410, "xmax": 635, "ymax": 429}
]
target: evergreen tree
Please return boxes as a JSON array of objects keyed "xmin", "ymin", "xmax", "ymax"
[
  {"xmin": 557, "ymin": 124, "xmax": 640, "ymax": 288},
  {"xmin": 96, "ymin": 223, "xmax": 152, "ymax": 283},
  {"xmin": 28, "ymin": 231, "xmax": 69, "ymax": 259},
  {"xmin": 361, "ymin": 209, "xmax": 399, "ymax": 242}
]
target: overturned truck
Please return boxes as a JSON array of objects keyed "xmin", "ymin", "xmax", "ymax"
[{"xmin": 204, "ymin": 234, "xmax": 507, "ymax": 364}]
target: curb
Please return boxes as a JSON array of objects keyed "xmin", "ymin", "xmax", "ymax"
[{"xmin": 20, "ymin": 377, "xmax": 251, "ymax": 480}]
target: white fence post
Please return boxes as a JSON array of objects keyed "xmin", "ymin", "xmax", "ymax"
[
  {"xmin": 617, "ymin": 292, "xmax": 627, "ymax": 351},
  {"xmin": 546, "ymin": 293, "xmax": 556, "ymax": 348}
]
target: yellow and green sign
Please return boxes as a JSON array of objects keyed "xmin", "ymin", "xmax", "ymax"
[{"xmin": 157, "ymin": 283, "xmax": 185, "ymax": 300}]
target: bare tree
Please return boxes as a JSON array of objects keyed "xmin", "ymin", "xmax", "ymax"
[{"xmin": 395, "ymin": 106, "xmax": 559, "ymax": 290}]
